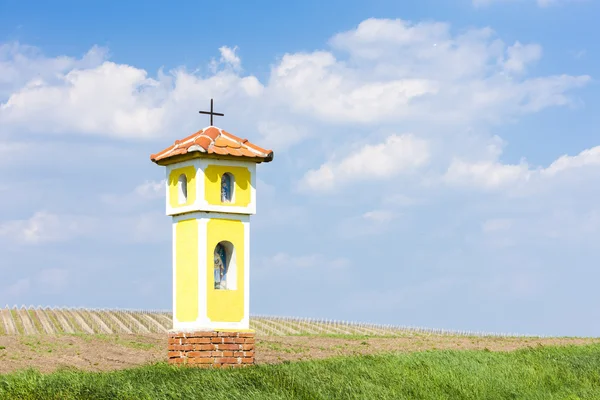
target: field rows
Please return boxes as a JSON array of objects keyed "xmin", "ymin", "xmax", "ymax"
[{"xmin": 0, "ymin": 306, "xmax": 537, "ymax": 337}]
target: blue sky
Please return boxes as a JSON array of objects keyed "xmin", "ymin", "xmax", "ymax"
[{"xmin": 1, "ymin": 0, "xmax": 599, "ymax": 336}]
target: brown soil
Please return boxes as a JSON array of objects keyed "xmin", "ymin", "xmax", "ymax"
[{"xmin": 0, "ymin": 334, "xmax": 598, "ymax": 375}]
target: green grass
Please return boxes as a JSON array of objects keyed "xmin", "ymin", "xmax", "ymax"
[{"xmin": 1, "ymin": 344, "xmax": 600, "ymax": 399}]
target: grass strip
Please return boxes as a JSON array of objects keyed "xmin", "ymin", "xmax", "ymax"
[{"xmin": 1, "ymin": 343, "xmax": 599, "ymax": 399}]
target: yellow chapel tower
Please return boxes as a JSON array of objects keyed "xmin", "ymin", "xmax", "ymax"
[{"xmin": 150, "ymin": 101, "xmax": 273, "ymax": 367}]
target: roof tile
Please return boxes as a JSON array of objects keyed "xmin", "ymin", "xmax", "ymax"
[{"xmin": 213, "ymin": 137, "xmax": 231, "ymax": 148}]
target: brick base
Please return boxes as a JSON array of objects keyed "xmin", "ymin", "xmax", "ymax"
[{"xmin": 168, "ymin": 331, "xmax": 255, "ymax": 368}]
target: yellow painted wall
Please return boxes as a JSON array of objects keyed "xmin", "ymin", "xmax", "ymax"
[
  {"xmin": 175, "ymin": 219, "xmax": 198, "ymax": 322},
  {"xmin": 169, "ymin": 166, "xmax": 197, "ymax": 208},
  {"xmin": 204, "ymin": 165, "xmax": 251, "ymax": 207},
  {"xmin": 206, "ymin": 218, "xmax": 244, "ymax": 322}
]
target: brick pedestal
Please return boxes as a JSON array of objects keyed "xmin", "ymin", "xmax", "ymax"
[{"xmin": 168, "ymin": 331, "xmax": 255, "ymax": 368}]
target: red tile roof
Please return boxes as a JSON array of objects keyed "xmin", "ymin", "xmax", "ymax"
[{"xmin": 150, "ymin": 126, "xmax": 273, "ymax": 165}]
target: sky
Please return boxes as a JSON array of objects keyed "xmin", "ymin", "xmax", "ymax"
[{"xmin": 1, "ymin": 0, "xmax": 599, "ymax": 337}]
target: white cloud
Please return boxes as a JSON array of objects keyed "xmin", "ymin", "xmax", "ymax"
[
  {"xmin": 337, "ymin": 208, "xmax": 401, "ymax": 238},
  {"xmin": 0, "ymin": 211, "xmax": 94, "ymax": 244},
  {"xmin": 0, "ymin": 210, "xmax": 168, "ymax": 245},
  {"xmin": 101, "ymin": 179, "xmax": 165, "ymax": 209},
  {"xmin": 503, "ymin": 42, "xmax": 542, "ymax": 74},
  {"xmin": 444, "ymin": 158, "xmax": 532, "ymax": 190},
  {"xmin": 382, "ymin": 194, "xmax": 421, "ymax": 207},
  {"xmin": 570, "ymin": 49, "xmax": 587, "ymax": 60},
  {"xmin": 269, "ymin": 51, "xmax": 438, "ymax": 123},
  {"xmin": 300, "ymin": 134, "xmax": 430, "ymax": 192},
  {"xmin": 218, "ymin": 46, "xmax": 241, "ymax": 71},
  {"xmin": 0, "ymin": 42, "xmax": 108, "ymax": 98},
  {"xmin": 362, "ymin": 209, "xmax": 398, "ymax": 224},
  {"xmin": 134, "ymin": 180, "xmax": 165, "ymax": 199},
  {"xmin": 320, "ymin": 18, "xmax": 588, "ymax": 124},
  {"xmin": 541, "ymin": 146, "xmax": 600, "ymax": 177},
  {"xmin": 0, "ymin": 18, "xmax": 589, "ymax": 149},
  {"xmin": 1, "ymin": 62, "xmax": 167, "ymax": 138},
  {"xmin": 256, "ymin": 252, "xmax": 350, "ymax": 272},
  {"xmin": 126, "ymin": 212, "xmax": 170, "ymax": 243},
  {"xmin": 444, "ymin": 144, "xmax": 600, "ymax": 191},
  {"xmin": 0, "ymin": 45, "xmax": 263, "ymax": 139},
  {"xmin": 256, "ymin": 120, "xmax": 312, "ymax": 151}
]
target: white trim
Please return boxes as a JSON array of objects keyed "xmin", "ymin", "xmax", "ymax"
[
  {"xmin": 187, "ymin": 144, "xmax": 206, "ymax": 153},
  {"xmin": 170, "ymin": 320, "xmax": 250, "ymax": 332},
  {"xmin": 243, "ymin": 220, "xmax": 250, "ymax": 329},
  {"xmin": 171, "ymin": 222, "xmax": 177, "ymax": 326},
  {"xmin": 172, "ymin": 212, "xmax": 249, "ymax": 224}
]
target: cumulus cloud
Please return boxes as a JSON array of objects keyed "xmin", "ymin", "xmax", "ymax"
[
  {"xmin": 0, "ymin": 45, "xmax": 263, "ymax": 139},
  {"xmin": 337, "ymin": 208, "xmax": 401, "ymax": 238},
  {"xmin": 217, "ymin": 46, "xmax": 241, "ymax": 71},
  {"xmin": 300, "ymin": 134, "xmax": 430, "ymax": 192},
  {"xmin": 503, "ymin": 42, "xmax": 542, "ymax": 74},
  {"xmin": 444, "ymin": 144, "xmax": 600, "ymax": 191},
  {"xmin": 444, "ymin": 158, "xmax": 532, "ymax": 190},
  {"xmin": 0, "ymin": 211, "xmax": 95, "ymax": 244},
  {"xmin": 269, "ymin": 51, "xmax": 438, "ymax": 123},
  {"xmin": 0, "ymin": 42, "xmax": 108, "ymax": 98},
  {"xmin": 0, "ymin": 210, "xmax": 168, "ymax": 245},
  {"xmin": 101, "ymin": 180, "xmax": 165, "ymax": 210},
  {"xmin": 0, "ymin": 18, "xmax": 589, "ymax": 150},
  {"xmin": 542, "ymin": 146, "xmax": 600, "ymax": 176}
]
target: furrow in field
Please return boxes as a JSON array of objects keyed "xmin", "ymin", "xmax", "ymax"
[
  {"xmin": 154, "ymin": 313, "xmax": 173, "ymax": 328},
  {"xmin": 285, "ymin": 319, "xmax": 332, "ymax": 335},
  {"xmin": 16, "ymin": 307, "xmax": 37, "ymax": 335},
  {"xmin": 259, "ymin": 318, "xmax": 301, "ymax": 335},
  {"xmin": 249, "ymin": 319, "xmax": 275, "ymax": 336},
  {"xmin": 119, "ymin": 312, "xmax": 150, "ymax": 334},
  {"xmin": 286, "ymin": 321, "xmax": 321, "ymax": 335},
  {"xmin": 87, "ymin": 311, "xmax": 113, "ymax": 334},
  {"xmin": 268, "ymin": 319, "xmax": 301, "ymax": 334},
  {"xmin": 285, "ymin": 319, "xmax": 335, "ymax": 335},
  {"xmin": 251, "ymin": 319, "xmax": 288, "ymax": 336},
  {"xmin": 33, "ymin": 308, "xmax": 56, "ymax": 334},
  {"xmin": 50, "ymin": 309, "xmax": 75, "ymax": 333},
  {"xmin": 315, "ymin": 322, "xmax": 353, "ymax": 335},
  {"xmin": 140, "ymin": 314, "xmax": 167, "ymax": 332},
  {"xmin": 103, "ymin": 312, "xmax": 133, "ymax": 334},
  {"xmin": 1, "ymin": 308, "xmax": 17, "ymax": 334},
  {"xmin": 347, "ymin": 324, "xmax": 391, "ymax": 335},
  {"xmin": 63, "ymin": 309, "xmax": 94, "ymax": 334}
]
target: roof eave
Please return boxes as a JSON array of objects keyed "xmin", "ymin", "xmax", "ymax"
[{"xmin": 151, "ymin": 151, "xmax": 274, "ymax": 166}]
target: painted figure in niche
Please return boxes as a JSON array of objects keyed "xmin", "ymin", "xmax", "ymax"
[
  {"xmin": 214, "ymin": 243, "xmax": 227, "ymax": 289},
  {"xmin": 221, "ymin": 173, "xmax": 232, "ymax": 203}
]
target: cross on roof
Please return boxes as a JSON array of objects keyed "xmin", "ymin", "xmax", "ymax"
[{"xmin": 199, "ymin": 98, "xmax": 224, "ymax": 126}]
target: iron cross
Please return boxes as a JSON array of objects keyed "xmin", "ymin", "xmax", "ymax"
[{"xmin": 199, "ymin": 98, "xmax": 224, "ymax": 126}]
